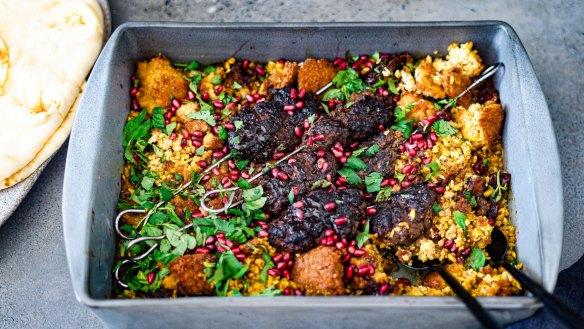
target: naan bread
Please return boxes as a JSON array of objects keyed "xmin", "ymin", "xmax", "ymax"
[{"xmin": 0, "ymin": 0, "xmax": 103, "ymax": 190}]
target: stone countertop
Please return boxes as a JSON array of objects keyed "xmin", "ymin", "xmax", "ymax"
[{"xmin": 0, "ymin": 0, "xmax": 582, "ymax": 328}]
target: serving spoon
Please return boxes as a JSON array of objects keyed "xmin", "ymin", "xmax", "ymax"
[
  {"xmin": 398, "ymin": 258, "xmax": 503, "ymax": 329},
  {"xmin": 486, "ymin": 228, "xmax": 584, "ymax": 329}
]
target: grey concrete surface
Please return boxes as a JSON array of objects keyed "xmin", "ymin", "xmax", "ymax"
[{"xmin": 0, "ymin": 0, "xmax": 582, "ymax": 328}]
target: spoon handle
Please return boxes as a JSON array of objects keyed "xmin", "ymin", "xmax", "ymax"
[
  {"xmin": 498, "ymin": 262, "xmax": 584, "ymax": 329},
  {"xmin": 435, "ymin": 267, "xmax": 503, "ymax": 329}
]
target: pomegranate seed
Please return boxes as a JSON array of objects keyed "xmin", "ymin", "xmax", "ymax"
[
  {"xmin": 357, "ymin": 264, "xmax": 370, "ymax": 276},
  {"xmin": 410, "ymin": 167, "xmax": 419, "ymax": 175},
  {"xmin": 212, "ymin": 151, "xmax": 224, "ymax": 159},
  {"xmin": 276, "ymin": 262, "xmax": 287, "ymax": 271},
  {"xmin": 267, "ymin": 268, "xmax": 280, "ymax": 277},
  {"xmin": 193, "ymin": 140, "xmax": 202, "ymax": 147},
  {"xmin": 224, "ymin": 123, "xmax": 235, "ymax": 131},
  {"xmin": 411, "ymin": 133, "xmax": 423, "ymax": 140},
  {"xmin": 408, "ymin": 150, "xmax": 417, "ymax": 157},
  {"xmin": 255, "ymin": 66, "xmax": 265, "ymax": 75},
  {"xmin": 347, "ymin": 246, "xmax": 356, "ymax": 255},
  {"xmin": 295, "ymin": 101, "xmax": 304, "ymax": 109},
  {"xmin": 430, "ymin": 132, "xmax": 438, "ymax": 142},
  {"xmin": 277, "ymin": 171, "xmax": 289, "ymax": 181},
  {"xmin": 201, "ymin": 92, "xmax": 210, "ymax": 102},
  {"xmin": 339, "ymin": 156, "xmax": 348, "ymax": 164},
  {"xmin": 245, "ymin": 94, "xmax": 254, "ymax": 102},
  {"xmin": 435, "ymin": 186, "xmax": 446, "ymax": 194},
  {"xmin": 325, "ymin": 229, "xmax": 335, "ymax": 237},
  {"xmin": 195, "ymin": 247, "xmax": 210, "ymax": 254},
  {"xmin": 335, "ymin": 242, "xmax": 344, "ymax": 250},
  {"xmin": 242, "ymin": 59, "xmax": 249, "ymax": 69},
  {"xmin": 380, "ymin": 179, "xmax": 390, "ymax": 188},
  {"xmin": 401, "ymin": 181, "xmax": 411, "ymax": 188},
  {"xmin": 393, "ymin": 95, "xmax": 401, "ymax": 102},
  {"xmin": 205, "ymin": 236, "xmax": 216, "ymax": 245},
  {"xmin": 283, "ymin": 104, "xmax": 296, "ymax": 111},
  {"xmin": 180, "ymin": 138, "xmax": 187, "ymax": 147},
  {"xmin": 293, "ymin": 201, "xmax": 304, "ymax": 208},
  {"xmin": 423, "ymin": 157, "xmax": 432, "ymax": 165},
  {"xmin": 345, "ymin": 266, "xmax": 355, "ymax": 280},
  {"xmin": 295, "ymin": 289, "xmax": 303, "ymax": 296},
  {"xmin": 211, "ymin": 100, "xmax": 224, "ymax": 109},
  {"xmin": 488, "ymin": 218, "xmax": 495, "ymax": 226},
  {"xmin": 295, "ymin": 208, "xmax": 304, "ymax": 220},
  {"xmin": 443, "ymin": 239, "xmax": 453, "ymax": 248},
  {"xmin": 322, "ymin": 162, "xmax": 329, "ymax": 173},
  {"xmin": 335, "ymin": 216, "xmax": 348, "ymax": 226},
  {"xmin": 214, "ymin": 85, "xmax": 224, "ymax": 94},
  {"xmin": 388, "ymin": 178, "xmax": 398, "ymax": 186},
  {"xmin": 461, "ymin": 247, "xmax": 472, "ymax": 257},
  {"xmin": 320, "ymin": 237, "xmax": 327, "ymax": 246},
  {"xmin": 352, "ymin": 249, "xmax": 366, "ymax": 257},
  {"xmin": 324, "ymin": 201, "xmax": 337, "ymax": 212},
  {"xmin": 147, "ymin": 272, "xmax": 155, "ymax": 284},
  {"xmin": 378, "ymin": 124, "xmax": 385, "ymax": 132},
  {"xmin": 273, "ymin": 152, "xmax": 286, "ymax": 160},
  {"xmin": 192, "ymin": 130, "xmax": 204, "ymax": 138},
  {"xmin": 315, "ymin": 150, "xmax": 326, "ymax": 158},
  {"xmin": 200, "ymin": 175, "xmax": 211, "ymax": 183},
  {"xmin": 294, "ymin": 127, "xmax": 303, "ymax": 136},
  {"xmin": 366, "ymin": 207, "xmax": 377, "ymax": 215},
  {"xmin": 272, "ymin": 254, "xmax": 284, "ymax": 263},
  {"xmin": 258, "ymin": 230, "xmax": 269, "ymax": 238},
  {"xmin": 304, "ymin": 119, "xmax": 310, "ymax": 130},
  {"xmin": 290, "ymin": 88, "xmax": 298, "ymax": 100},
  {"xmin": 241, "ymin": 171, "xmax": 250, "ymax": 179},
  {"xmin": 313, "ymin": 134, "xmax": 325, "ymax": 141},
  {"xmin": 379, "ymin": 284, "xmax": 390, "ymax": 295},
  {"xmin": 298, "ymin": 88, "xmax": 307, "ymax": 99},
  {"xmin": 130, "ymin": 88, "xmax": 138, "ymax": 96},
  {"xmin": 172, "ymin": 98, "xmax": 181, "ymax": 108},
  {"xmin": 165, "ymin": 112, "xmax": 173, "ymax": 119}
]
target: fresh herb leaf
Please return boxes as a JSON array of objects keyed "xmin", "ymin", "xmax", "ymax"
[
  {"xmin": 152, "ymin": 107, "xmax": 166, "ymax": 129},
  {"xmin": 351, "ymin": 147, "xmax": 367, "ymax": 157},
  {"xmin": 235, "ymin": 159, "xmax": 249, "ymax": 171},
  {"xmin": 432, "ymin": 120, "xmax": 458, "ymax": 138},
  {"xmin": 185, "ymin": 60, "xmax": 201, "ymax": 71},
  {"xmin": 241, "ymin": 186, "xmax": 267, "ymax": 212},
  {"xmin": 203, "ymin": 66, "xmax": 216, "ymax": 74},
  {"xmin": 232, "ymin": 81, "xmax": 243, "ymax": 89},
  {"xmin": 311, "ymin": 179, "xmax": 332, "ymax": 190},
  {"xmin": 260, "ymin": 251, "xmax": 275, "ymax": 284},
  {"xmin": 288, "ymin": 189, "xmax": 294, "ymax": 204},
  {"xmin": 387, "ymin": 79, "xmax": 398, "ymax": 95},
  {"xmin": 453, "ymin": 210, "xmax": 467, "ymax": 234},
  {"xmin": 253, "ymin": 286, "xmax": 282, "ymax": 296},
  {"xmin": 322, "ymin": 88, "xmax": 343, "ymax": 101},
  {"xmin": 356, "ymin": 220, "xmax": 370, "ymax": 248},
  {"xmin": 365, "ymin": 172, "xmax": 383, "ymax": 193},
  {"xmin": 365, "ymin": 144, "xmax": 380, "ymax": 157},
  {"xmin": 165, "ymin": 122, "xmax": 177, "ymax": 136},
  {"xmin": 432, "ymin": 202, "xmax": 442, "ymax": 213},
  {"xmin": 141, "ymin": 176, "xmax": 155, "ymax": 190},
  {"xmin": 187, "ymin": 110, "xmax": 217, "ymax": 126},
  {"xmin": 371, "ymin": 51, "xmax": 380, "ymax": 62},
  {"xmin": 196, "ymin": 145, "xmax": 205, "ymax": 155},
  {"xmin": 338, "ymin": 167, "xmax": 362, "ymax": 185},
  {"xmin": 424, "ymin": 162, "xmax": 440, "ymax": 182},
  {"xmin": 234, "ymin": 120, "xmax": 244, "ymax": 130},
  {"xmin": 308, "ymin": 114, "xmax": 316, "ymax": 124},
  {"xmin": 395, "ymin": 172, "xmax": 406, "ymax": 182},
  {"xmin": 208, "ymin": 251, "xmax": 248, "ymax": 296},
  {"xmin": 211, "ymin": 74, "xmax": 222, "ymax": 85},
  {"xmin": 331, "ymin": 68, "xmax": 365, "ymax": 101},
  {"xmin": 391, "ymin": 107, "xmax": 414, "ymax": 139},
  {"xmin": 466, "ymin": 247, "xmax": 486, "ymax": 271},
  {"xmin": 345, "ymin": 156, "xmax": 368, "ymax": 171},
  {"xmin": 232, "ymin": 136, "xmax": 240, "ymax": 145},
  {"xmin": 376, "ymin": 187, "xmax": 392, "ymax": 202},
  {"xmin": 217, "ymin": 126, "xmax": 228, "ymax": 140}
]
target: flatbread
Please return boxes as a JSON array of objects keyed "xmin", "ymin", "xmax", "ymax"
[
  {"xmin": 1, "ymin": 84, "xmax": 84, "ymax": 189},
  {"xmin": 0, "ymin": 0, "xmax": 103, "ymax": 189}
]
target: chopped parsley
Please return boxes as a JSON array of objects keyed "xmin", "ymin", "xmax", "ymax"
[
  {"xmin": 424, "ymin": 162, "xmax": 440, "ymax": 182},
  {"xmin": 391, "ymin": 106, "xmax": 414, "ymax": 139},
  {"xmin": 356, "ymin": 220, "xmax": 370, "ymax": 248},
  {"xmin": 365, "ymin": 144, "xmax": 380, "ymax": 157},
  {"xmin": 311, "ymin": 179, "xmax": 332, "ymax": 190},
  {"xmin": 331, "ymin": 68, "xmax": 365, "ymax": 102},
  {"xmin": 165, "ymin": 122, "xmax": 177, "ymax": 136},
  {"xmin": 208, "ymin": 251, "xmax": 249, "ymax": 296},
  {"xmin": 337, "ymin": 167, "xmax": 362, "ymax": 185},
  {"xmin": 345, "ymin": 156, "xmax": 368, "ymax": 171},
  {"xmin": 432, "ymin": 202, "xmax": 442, "ymax": 213},
  {"xmin": 217, "ymin": 125, "xmax": 228, "ymax": 140},
  {"xmin": 232, "ymin": 81, "xmax": 243, "ymax": 89},
  {"xmin": 376, "ymin": 187, "xmax": 392, "ymax": 202}
]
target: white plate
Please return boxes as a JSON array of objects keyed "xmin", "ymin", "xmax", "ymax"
[{"xmin": 0, "ymin": 0, "xmax": 111, "ymax": 227}]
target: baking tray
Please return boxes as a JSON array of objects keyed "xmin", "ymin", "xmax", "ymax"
[
  {"xmin": 62, "ymin": 22, "xmax": 563, "ymax": 329},
  {"xmin": 0, "ymin": 0, "xmax": 111, "ymax": 227}
]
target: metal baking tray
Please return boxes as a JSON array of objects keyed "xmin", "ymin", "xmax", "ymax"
[{"xmin": 62, "ymin": 22, "xmax": 563, "ymax": 329}]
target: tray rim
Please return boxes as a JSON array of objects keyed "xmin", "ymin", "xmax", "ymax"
[{"xmin": 63, "ymin": 20, "xmax": 562, "ymax": 310}]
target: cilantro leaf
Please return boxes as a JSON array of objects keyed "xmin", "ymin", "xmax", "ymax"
[
  {"xmin": 466, "ymin": 247, "xmax": 486, "ymax": 271},
  {"xmin": 338, "ymin": 167, "xmax": 362, "ymax": 185},
  {"xmin": 234, "ymin": 120, "xmax": 244, "ymax": 130},
  {"xmin": 260, "ymin": 251, "xmax": 275, "ymax": 284},
  {"xmin": 196, "ymin": 145, "xmax": 205, "ymax": 155},
  {"xmin": 235, "ymin": 159, "xmax": 249, "ymax": 171},
  {"xmin": 185, "ymin": 60, "xmax": 200, "ymax": 71},
  {"xmin": 365, "ymin": 172, "xmax": 382, "ymax": 193},
  {"xmin": 203, "ymin": 66, "xmax": 216, "ymax": 74},
  {"xmin": 345, "ymin": 156, "xmax": 368, "ymax": 171},
  {"xmin": 391, "ymin": 107, "xmax": 414, "ymax": 139},
  {"xmin": 141, "ymin": 176, "xmax": 155, "ymax": 190},
  {"xmin": 288, "ymin": 189, "xmax": 294, "ymax": 204},
  {"xmin": 232, "ymin": 81, "xmax": 242, "ymax": 89},
  {"xmin": 453, "ymin": 210, "xmax": 467, "ymax": 234},
  {"xmin": 432, "ymin": 120, "xmax": 458, "ymax": 138},
  {"xmin": 424, "ymin": 162, "xmax": 440, "ymax": 182},
  {"xmin": 365, "ymin": 144, "xmax": 380, "ymax": 157},
  {"xmin": 331, "ymin": 68, "xmax": 365, "ymax": 101},
  {"xmin": 356, "ymin": 220, "xmax": 370, "ymax": 247},
  {"xmin": 187, "ymin": 110, "xmax": 217, "ymax": 126},
  {"xmin": 242, "ymin": 186, "xmax": 267, "ymax": 212},
  {"xmin": 351, "ymin": 147, "xmax": 367, "ymax": 157},
  {"xmin": 211, "ymin": 74, "xmax": 222, "ymax": 85},
  {"xmin": 387, "ymin": 79, "xmax": 398, "ymax": 95}
]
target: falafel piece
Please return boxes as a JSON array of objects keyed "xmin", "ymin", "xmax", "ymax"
[
  {"xmin": 170, "ymin": 195, "xmax": 198, "ymax": 222},
  {"xmin": 292, "ymin": 246, "xmax": 346, "ymax": 295},
  {"xmin": 267, "ymin": 61, "xmax": 299, "ymax": 89},
  {"xmin": 452, "ymin": 102, "xmax": 504, "ymax": 150},
  {"xmin": 136, "ymin": 56, "xmax": 188, "ymax": 113},
  {"xmin": 297, "ymin": 58, "xmax": 337, "ymax": 93},
  {"xmin": 162, "ymin": 254, "xmax": 216, "ymax": 296}
]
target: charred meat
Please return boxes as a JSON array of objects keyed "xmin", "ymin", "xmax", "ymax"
[
  {"xmin": 269, "ymin": 188, "xmax": 365, "ymax": 253},
  {"xmin": 371, "ymin": 184, "xmax": 436, "ymax": 246}
]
